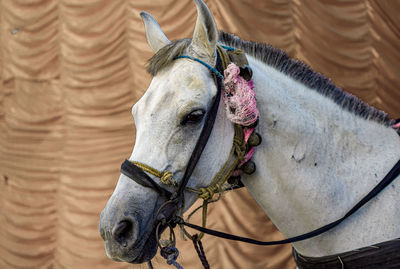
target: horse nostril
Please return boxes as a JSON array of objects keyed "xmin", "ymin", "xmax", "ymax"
[{"xmin": 112, "ymin": 220, "xmax": 135, "ymax": 247}]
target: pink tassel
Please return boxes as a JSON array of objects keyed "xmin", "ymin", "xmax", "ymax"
[
  {"xmin": 223, "ymin": 63, "xmax": 258, "ymax": 126},
  {"xmin": 240, "ymin": 147, "xmax": 255, "ymax": 167},
  {"xmin": 243, "ymin": 127, "xmax": 255, "ymax": 144}
]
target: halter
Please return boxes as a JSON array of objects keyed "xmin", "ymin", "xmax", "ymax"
[
  {"xmin": 122, "ymin": 45, "xmax": 254, "ymax": 199},
  {"xmin": 121, "ymin": 45, "xmax": 260, "ymax": 267}
]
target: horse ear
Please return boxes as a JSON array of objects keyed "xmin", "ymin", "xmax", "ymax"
[
  {"xmin": 140, "ymin": 12, "xmax": 170, "ymax": 53},
  {"xmin": 190, "ymin": 0, "xmax": 218, "ymax": 62}
]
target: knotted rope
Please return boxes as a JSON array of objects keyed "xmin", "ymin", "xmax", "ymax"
[
  {"xmin": 155, "ymin": 220, "xmax": 183, "ymax": 269},
  {"xmin": 132, "ymin": 161, "xmax": 178, "ymax": 186},
  {"xmin": 192, "ymin": 234, "xmax": 210, "ymax": 269},
  {"xmin": 160, "ymin": 246, "xmax": 183, "ymax": 269},
  {"xmin": 180, "ymin": 123, "xmax": 249, "ymax": 244}
]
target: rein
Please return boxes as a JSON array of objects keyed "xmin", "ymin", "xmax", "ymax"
[{"xmin": 177, "ymin": 159, "xmax": 400, "ymax": 245}]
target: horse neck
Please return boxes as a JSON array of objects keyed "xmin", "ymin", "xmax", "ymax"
[{"xmin": 242, "ymin": 56, "xmax": 400, "ymax": 256}]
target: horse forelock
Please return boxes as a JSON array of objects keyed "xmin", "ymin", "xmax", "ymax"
[
  {"xmin": 146, "ymin": 31, "xmax": 394, "ymax": 126},
  {"xmin": 147, "ymin": 38, "xmax": 191, "ymax": 76}
]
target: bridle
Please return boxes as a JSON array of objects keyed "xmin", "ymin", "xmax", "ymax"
[
  {"xmin": 122, "ymin": 44, "xmax": 258, "ymax": 215},
  {"xmin": 122, "ymin": 45, "xmax": 226, "ymax": 214},
  {"xmin": 120, "ymin": 44, "xmax": 400, "ymax": 268},
  {"xmin": 121, "ymin": 44, "xmax": 259, "ymax": 267}
]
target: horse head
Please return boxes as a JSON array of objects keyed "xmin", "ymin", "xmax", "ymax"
[{"xmin": 99, "ymin": 0, "xmax": 234, "ymax": 263}]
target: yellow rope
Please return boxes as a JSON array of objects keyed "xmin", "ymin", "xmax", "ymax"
[
  {"xmin": 160, "ymin": 171, "xmax": 175, "ymax": 185},
  {"xmin": 198, "ymin": 185, "xmax": 218, "ymax": 201},
  {"xmin": 188, "ymin": 124, "xmax": 245, "ymax": 202},
  {"xmin": 132, "ymin": 161, "xmax": 178, "ymax": 187},
  {"xmin": 216, "ymin": 45, "xmax": 230, "ymax": 70}
]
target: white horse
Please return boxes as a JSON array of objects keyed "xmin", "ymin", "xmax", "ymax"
[{"xmin": 100, "ymin": 0, "xmax": 400, "ymax": 267}]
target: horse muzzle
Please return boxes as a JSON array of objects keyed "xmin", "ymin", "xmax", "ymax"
[{"xmin": 100, "ymin": 210, "xmax": 140, "ymax": 259}]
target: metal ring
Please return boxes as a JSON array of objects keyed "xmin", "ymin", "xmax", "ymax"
[
  {"xmin": 156, "ymin": 222, "xmax": 163, "ymax": 249},
  {"xmin": 154, "ymin": 198, "xmax": 179, "ymax": 224},
  {"xmin": 156, "ymin": 222, "xmax": 176, "ymax": 250}
]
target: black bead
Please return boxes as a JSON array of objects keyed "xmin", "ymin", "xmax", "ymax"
[
  {"xmin": 248, "ymin": 118, "xmax": 259, "ymax": 129},
  {"xmin": 239, "ymin": 65, "xmax": 253, "ymax": 81},
  {"xmin": 248, "ymin": 132, "xmax": 262, "ymax": 147},
  {"xmin": 242, "ymin": 161, "xmax": 256, "ymax": 175},
  {"xmin": 228, "ymin": 176, "xmax": 241, "ymax": 185}
]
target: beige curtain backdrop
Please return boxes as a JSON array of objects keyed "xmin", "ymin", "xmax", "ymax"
[{"xmin": 0, "ymin": 0, "xmax": 399, "ymax": 268}]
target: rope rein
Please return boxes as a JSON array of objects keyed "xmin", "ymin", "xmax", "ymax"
[{"xmin": 192, "ymin": 234, "xmax": 210, "ymax": 269}]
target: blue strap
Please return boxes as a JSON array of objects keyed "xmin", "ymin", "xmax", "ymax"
[
  {"xmin": 174, "ymin": 55, "xmax": 224, "ymax": 80},
  {"xmin": 220, "ymin": 44, "xmax": 235, "ymax": 51}
]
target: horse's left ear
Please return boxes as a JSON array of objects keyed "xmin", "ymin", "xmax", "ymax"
[
  {"xmin": 141, "ymin": 11, "xmax": 170, "ymax": 53},
  {"xmin": 190, "ymin": 0, "xmax": 218, "ymax": 62}
]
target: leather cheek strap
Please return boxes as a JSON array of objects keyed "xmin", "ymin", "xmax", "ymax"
[{"xmin": 175, "ymin": 53, "xmax": 224, "ymax": 203}]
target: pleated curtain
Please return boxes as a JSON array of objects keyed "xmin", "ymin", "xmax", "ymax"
[{"xmin": 0, "ymin": 1, "xmax": 399, "ymax": 268}]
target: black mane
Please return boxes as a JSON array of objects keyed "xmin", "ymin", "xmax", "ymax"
[{"xmin": 219, "ymin": 31, "xmax": 393, "ymax": 126}]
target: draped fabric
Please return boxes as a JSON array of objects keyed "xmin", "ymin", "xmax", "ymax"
[{"xmin": 0, "ymin": 1, "xmax": 399, "ymax": 268}]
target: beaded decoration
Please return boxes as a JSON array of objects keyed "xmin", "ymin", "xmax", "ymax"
[{"xmin": 223, "ymin": 62, "xmax": 258, "ymax": 126}]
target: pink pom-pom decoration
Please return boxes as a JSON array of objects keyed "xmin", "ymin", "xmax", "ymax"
[{"xmin": 223, "ymin": 63, "xmax": 258, "ymax": 126}]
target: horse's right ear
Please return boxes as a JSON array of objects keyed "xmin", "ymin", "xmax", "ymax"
[
  {"xmin": 190, "ymin": 0, "xmax": 218, "ymax": 63},
  {"xmin": 140, "ymin": 12, "xmax": 170, "ymax": 53}
]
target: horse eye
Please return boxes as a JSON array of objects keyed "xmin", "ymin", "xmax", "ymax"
[{"xmin": 181, "ymin": 109, "xmax": 205, "ymax": 125}]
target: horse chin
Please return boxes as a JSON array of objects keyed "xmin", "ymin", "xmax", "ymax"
[
  {"xmin": 130, "ymin": 220, "xmax": 173, "ymax": 264},
  {"xmin": 128, "ymin": 219, "xmax": 170, "ymax": 264},
  {"xmin": 127, "ymin": 231, "xmax": 158, "ymax": 264}
]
